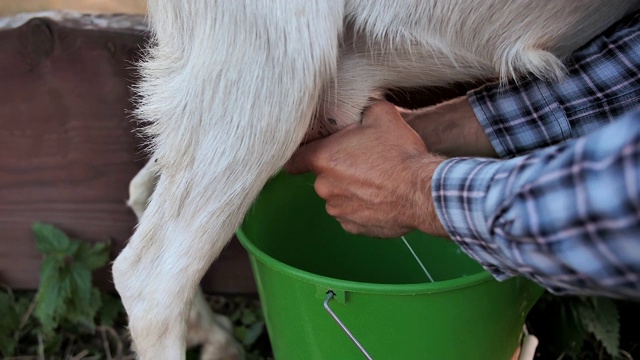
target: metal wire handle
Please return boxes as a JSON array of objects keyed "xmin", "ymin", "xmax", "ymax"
[
  {"xmin": 322, "ymin": 237, "xmax": 435, "ymax": 359},
  {"xmin": 323, "ymin": 291, "xmax": 374, "ymax": 360},
  {"xmin": 401, "ymin": 236, "xmax": 434, "ymax": 282}
]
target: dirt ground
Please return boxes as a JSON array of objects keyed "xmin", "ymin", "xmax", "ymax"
[{"xmin": 0, "ymin": 0, "xmax": 146, "ymax": 17}]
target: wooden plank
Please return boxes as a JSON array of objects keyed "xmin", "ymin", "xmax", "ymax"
[{"xmin": 0, "ymin": 14, "xmax": 256, "ymax": 294}]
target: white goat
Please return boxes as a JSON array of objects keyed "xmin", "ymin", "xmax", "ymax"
[{"xmin": 113, "ymin": 1, "xmax": 639, "ymax": 359}]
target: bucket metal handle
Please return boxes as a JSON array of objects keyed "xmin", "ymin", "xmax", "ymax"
[
  {"xmin": 323, "ymin": 291, "xmax": 374, "ymax": 360},
  {"xmin": 322, "ymin": 237, "xmax": 432, "ymax": 360}
]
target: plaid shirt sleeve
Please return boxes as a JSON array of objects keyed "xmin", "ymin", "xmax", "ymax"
[
  {"xmin": 432, "ymin": 109, "xmax": 640, "ymax": 299},
  {"xmin": 467, "ymin": 11, "xmax": 640, "ymax": 159}
]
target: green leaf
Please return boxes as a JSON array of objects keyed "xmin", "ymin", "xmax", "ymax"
[
  {"xmin": 0, "ymin": 292, "xmax": 20, "ymax": 329},
  {"xmin": 241, "ymin": 308, "xmax": 259, "ymax": 325},
  {"xmin": 62, "ymin": 259, "xmax": 100, "ymax": 332},
  {"xmin": 42, "ymin": 331, "xmax": 64, "ymax": 354},
  {"xmin": 558, "ymin": 299, "xmax": 586, "ymax": 358},
  {"xmin": 0, "ymin": 292, "xmax": 20, "ymax": 357},
  {"xmin": 85, "ymin": 288, "xmax": 102, "ymax": 330},
  {"xmin": 75, "ymin": 241, "xmax": 111, "ymax": 271},
  {"xmin": 38, "ymin": 254, "xmax": 62, "ymax": 290},
  {"xmin": 576, "ymin": 297, "xmax": 620, "ymax": 358},
  {"xmin": 32, "ymin": 223, "xmax": 74, "ymax": 255},
  {"xmin": 0, "ymin": 331, "xmax": 16, "ymax": 357},
  {"xmin": 242, "ymin": 321, "xmax": 265, "ymax": 346},
  {"xmin": 12, "ymin": 294, "xmax": 33, "ymax": 342},
  {"xmin": 234, "ymin": 325, "xmax": 246, "ymax": 343},
  {"xmin": 34, "ymin": 257, "xmax": 61, "ymax": 335},
  {"xmin": 30, "ymin": 223, "xmax": 117, "ymax": 354},
  {"xmin": 69, "ymin": 262, "xmax": 92, "ymax": 311},
  {"xmin": 99, "ymin": 293, "xmax": 123, "ymax": 327},
  {"xmin": 34, "ymin": 262, "xmax": 72, "ymax": 336},
  {"xmin": 65, "ymin": 288, "xmax": 101, "ymax": 331}
]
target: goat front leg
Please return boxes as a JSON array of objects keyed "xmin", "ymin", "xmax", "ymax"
[
  {"xmin": 126, "ymin": 156, "xmax": 243, "ymax": 360},
  {"xmin": 127, "ymin": 155, "xmax": 158, "ymax": 219},
  {"xmin": 112, "ymin": 1, "xmax": 344, "ymax": 359}
]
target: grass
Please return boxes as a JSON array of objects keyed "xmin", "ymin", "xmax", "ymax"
[
  {"xmin": 1, "ymin": 289, "xmax": 273, "ymax": 360},
  {"xmin": 4, "ymin": 288, "xmax": 638, "ymax": 359},
  {"xmin": 2, "ymin": 223, "xmax": 637, "ymax": 359}
]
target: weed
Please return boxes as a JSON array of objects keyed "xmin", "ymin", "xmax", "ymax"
[{"xmin": 0, "ymin": 222, "xmax": 124, "ymax": 358}]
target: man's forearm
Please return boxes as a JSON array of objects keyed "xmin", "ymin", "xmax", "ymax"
[{"xmin": 402, "ymin": 96, "xmax": 497, "ymax": 158}]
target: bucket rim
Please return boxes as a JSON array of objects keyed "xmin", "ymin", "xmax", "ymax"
[{"xmin": 236, "ymin": 227, "xmax": 495, "ymax": 295}]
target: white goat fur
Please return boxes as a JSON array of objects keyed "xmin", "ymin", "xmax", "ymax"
[{"xmin": 113, "ymin": 1, "xmax": 638, "ymax": 359}]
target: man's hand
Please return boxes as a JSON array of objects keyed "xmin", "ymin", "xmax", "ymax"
[{"xmin": 285, "ymin": 101, "xmax": 448, "ymax": 238}]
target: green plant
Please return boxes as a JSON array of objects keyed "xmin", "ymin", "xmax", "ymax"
[
  {"xmin": 0, "ymin": 288, "xmax": 31, "ymax": 357},
  {"xmin": 207, "ymin": 295, "xmax": 272, "ymax": 360},
  {"xmin": 0, "ymin": 222, "xmax": 276, "ymax": 359},
  {"xmin": 559, "ymin": 296, "xmax": 620, "ymax": 358},
  {"xmin": 0, "ymin": 222, "xmax": 124, "ymax": 357},
  {"xmin": 230, "ymin": 298, "xmax": 266, "ymax": 357},
  {"xmin": 527, "ymin": 293, "xmax": 639, "ymax": 360}
]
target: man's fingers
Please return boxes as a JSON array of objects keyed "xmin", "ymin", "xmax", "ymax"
[
  {"xmin": 336, "ymin": 217, "xmax": 411, "ymax": 238},
  {"xmin": 286, "ymin": 123, "xmax": 362, "ymax": 174},
  {"xmin": 284, "ymin": 138, "xmax": 327, "ymax": 174}
]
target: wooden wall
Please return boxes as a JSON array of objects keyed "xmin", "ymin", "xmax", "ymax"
[{"xmin": 0, "ymin": 14, "xmax": 257, "ymax": 294}]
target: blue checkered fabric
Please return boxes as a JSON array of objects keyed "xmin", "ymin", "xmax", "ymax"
[
  {"xmin": 433, "ymin": 111, "xmax": 640, "ymax": 299},
  {"xmin": 468, "ymin": 11, "xmax": 640, "ymax": 159},
  {"xmin": 434, "ymin": 13, "xmax": 640, "ymax": 299}
]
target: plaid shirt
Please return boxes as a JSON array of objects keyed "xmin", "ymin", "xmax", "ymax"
[
  {"xmin": 433, "ymin": 12, "xmax": 640, "ymax": 299},
  {"xmin": 469, "ymin": 11, "xmax": 640, "ymax": 158}
]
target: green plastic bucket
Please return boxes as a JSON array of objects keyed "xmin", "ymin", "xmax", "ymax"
[{"xmin": 237, "ymin": 172, "xmax": 543, "ymax": 360}]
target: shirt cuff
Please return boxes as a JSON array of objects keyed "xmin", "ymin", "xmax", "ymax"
[
  {"xmin": 431, "ymin": 157, "xmax": 518, "ymax": 280},
  {"xmin": 467, "ymin": 81, "xmax": 572, "ymax": 159}
]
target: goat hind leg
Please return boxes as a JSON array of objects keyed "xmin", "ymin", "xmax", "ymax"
[
  {"xmin": 126, "ymin": 156, "xmax": 243, "ymax": 360},
  {"xmin": 113, "ymin": 1, "xmax": 343, "ymax": 359},
  {"xmin": 115, "ymin": 108, "xmax": 330, "ymax": 360}
]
